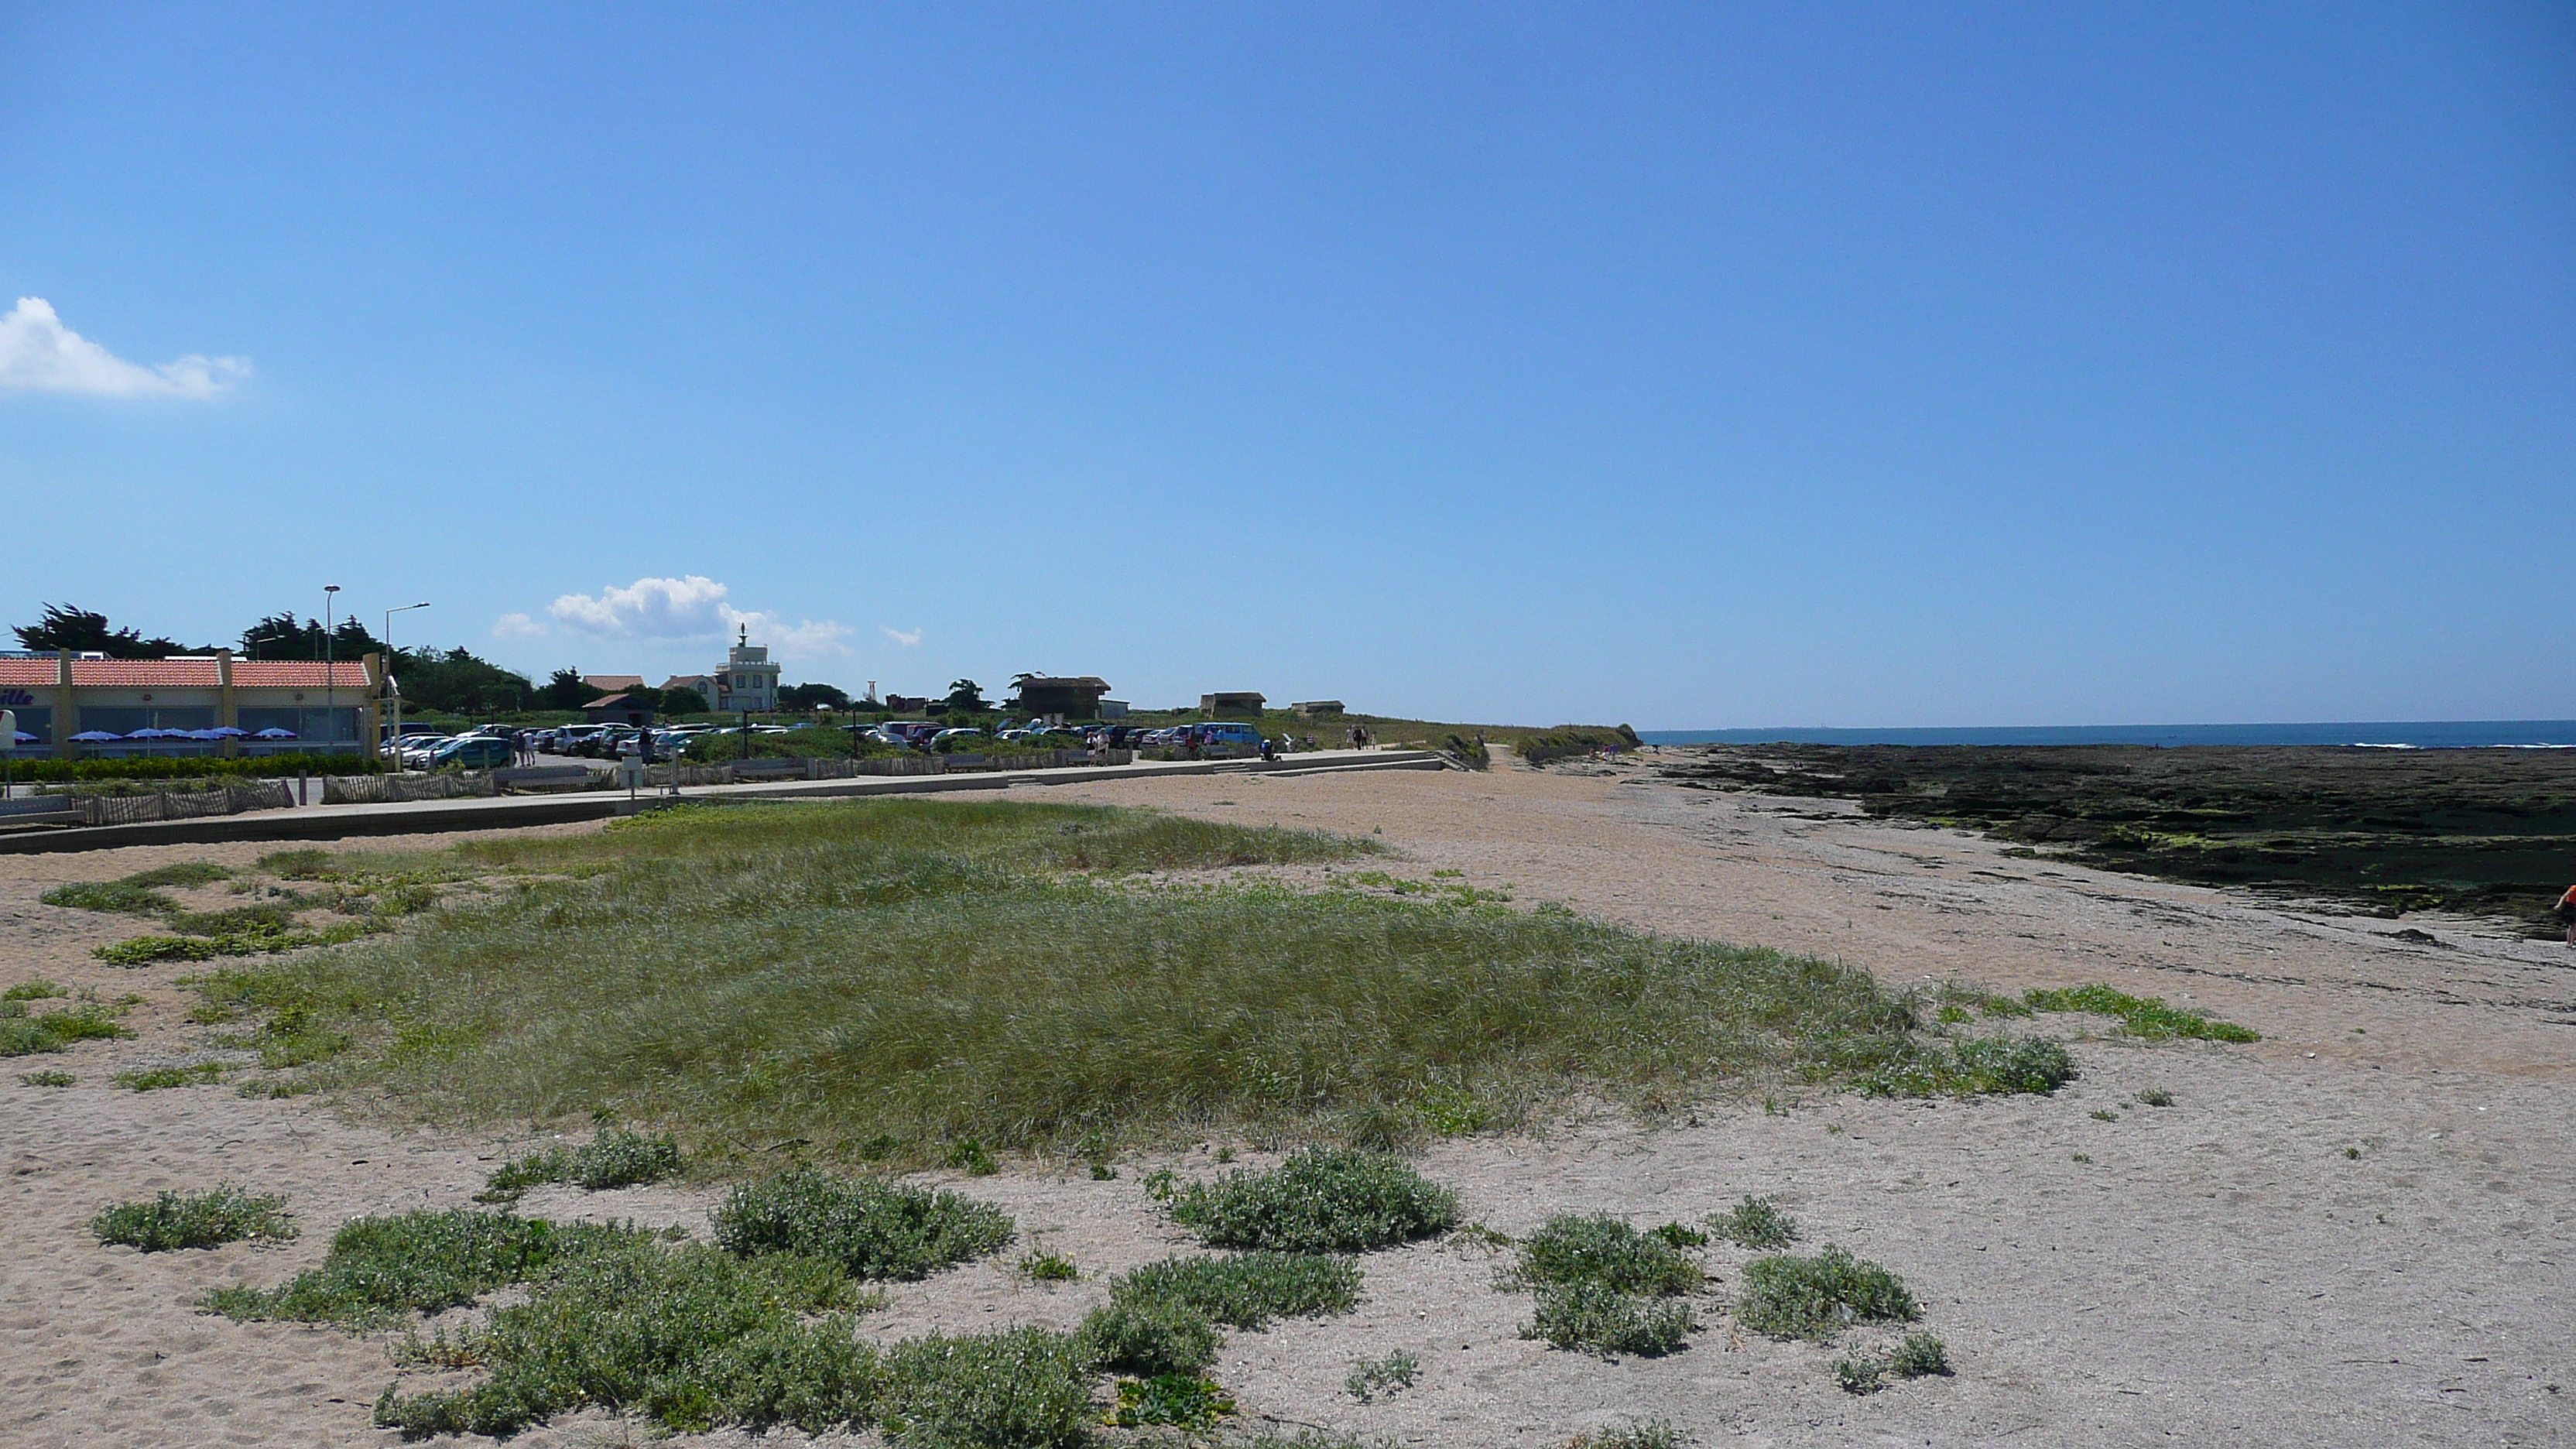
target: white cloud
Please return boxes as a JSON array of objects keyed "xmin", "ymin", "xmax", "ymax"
[
  {"xmin": 881, "ymin": 625, "xmax": 924, "ymax": 648},
  {"xmin": 0, "ymin": 297, "xmax": 249, "ymax": 398},
  {"xmin": 491, "ymin": 612, "xmax": 546, "ymax": 639},
  {"xmin": 546, "ymin": 575, "xmax": 852, "ymax": 660}
]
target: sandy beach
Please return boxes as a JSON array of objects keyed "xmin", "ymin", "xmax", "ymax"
[{"xmin": 5, "ymin": 754, "xmax": 2571, "ymax": 1448}]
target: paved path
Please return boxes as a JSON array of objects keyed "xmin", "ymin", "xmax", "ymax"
[{"xmin": 0, "ymin": 748, "xmax": 1448, "ymax": 854}]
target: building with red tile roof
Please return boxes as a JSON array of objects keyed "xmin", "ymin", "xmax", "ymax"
[{"xmin": 0, "ymin": 651, "xmax": 382, "ymax": 759}]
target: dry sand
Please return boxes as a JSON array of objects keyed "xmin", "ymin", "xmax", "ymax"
[{"xmin": 4, "ymin": 755, "xmax": 2571, "ymax": 1447}]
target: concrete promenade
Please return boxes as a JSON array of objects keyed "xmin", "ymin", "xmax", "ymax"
[{"xmin": 0, "ymin": 749, "xmax": 1451, "ymax": 855}]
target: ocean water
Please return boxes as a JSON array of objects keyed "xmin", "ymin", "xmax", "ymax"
[{"xmin": 1637, "ymin": 721, "xmax": 2576, "ymax": 749}]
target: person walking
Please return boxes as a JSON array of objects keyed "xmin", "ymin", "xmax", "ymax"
[{"xmin": 2557, "ymin": 883, "xmax": 2576, "ymax": 947}]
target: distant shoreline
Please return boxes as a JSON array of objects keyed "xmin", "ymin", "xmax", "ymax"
[{"xmin": 1639, "ymin": 721, "xmax": 2576, "ymax": 749}]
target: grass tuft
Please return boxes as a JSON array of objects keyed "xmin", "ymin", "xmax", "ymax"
[
  {"xmin": 1523, "ymin": 1280, "xmax": 1694, "ymax": 1358},
  {"xmin": 1706, "ymin": 1194, "xmax": 1799, "ymax": 1249},
  {"xmin": 1568, "ymin": 1421, "xmax": 1689, "ymax": 1449},
  {"xmin": 204, "ymin": 1209, "xmax": 601, "ymax": 1326},
  {"xmin": 3, "ymin": 1009, "xmax": 134, "ymax": 1058},
  {"xmin": 1506, "ymin": 1214, "xmax": 1701, "ymax": 1297},
  {"xmin": 1735, "ymin": 1246, "xmax": 1920, "ymax": 1341},
  {"xmin": 1857, "ymin": 1035, "xmax": 2074, "ymax": 1098},
  {"xmin": 92, "ymin": 1185, "xmax": 294, "ymax": 1251},
  {"xmin": 1166, "ymin": 1147, "xmax": 1458, "ymax": 1253},
  {"xmin": 117, "ymin": 1063, "xmax": 227, "ymax": 1091},
  {"xmin": 478, "ymin": 1128, "xmax": 684, "ymax": 1202},
  {"xmin": 1081, "ymin": 1252, "xmax": 1363, "ymax": 1376},
  {"xmin": 3, "ymin": 980, "xmax": 64, "ymax": 1002},
  {"xmin": 21, "ymin": 1069, "xmax": 76, "ymax": 1086},
  {"xmin": 1108, "ymin": 1372, "xmax": 1237, "ymax": 1429},
  {"xmin": 43, "ymin": 880, "xmax": 178, "ymax": 915},
  {"xmin": 2023, "ymin": 985, "xmax": 2259, "ymax": 1042},
  {"xmin": 1345, "ymin": 1348, "xmax": 1420, "ymax": 1403},
  {"xmin": 711, "ymin": 1168, "xmax": 1014, "ymax": 1280}
]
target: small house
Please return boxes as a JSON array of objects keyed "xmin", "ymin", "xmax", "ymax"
[
  {"xmin": 1014, "ymin": 676, "xmax": 1113, "ymax": 720},
  {"xmin": 582, "ymin": 693, "xmax": 656, "ymax": 726}
]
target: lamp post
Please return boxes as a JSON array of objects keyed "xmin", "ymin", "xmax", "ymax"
[
  {"xmin": 324, "ymin": 584, "xmax": 341, "ymax": 755},
  {"xmin": 384, "ymin": 601, "xmax": 429, "ymax": 763}
]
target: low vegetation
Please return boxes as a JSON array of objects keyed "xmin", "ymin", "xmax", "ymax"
[
  {"xmin": 20, "ymin": 1069, "xmax": 75, "ymax": 1087},
  {"xmin": 2023, "ymin": 984, "xmax": 2260, "ymax": 1042},
  {"xmin": 1706, "ymin": 1194, "xmax": 1799, "ymax": 1249},
  {"xmin": 3, "ymin": 979, "xmax": 66, "ymax": 1001},
  {"xmin": 1507, "ymin": 1214, "xmax": 1702, "ymax": 1297},
  {"xmin": 183, "ymin": 800, "xmax": 1985, "ymax": 1160},
  {"xmin": 710, "ymin": 1168, "xmax": 1016, "ymax": 1280},
  {"xmin": 1165, "ymin": 1148, "xmax": 1459, "ymax": 1252},
  {"xmin": 1523, "ymin": 1280, "xmax": 1696, "ymax": 1358},
  {"xmin": 91, "ymin": 1185, "xmax": 295, "ymax": 1251},
  {"xmin": 204, "ymin": 1209, "xmax": 591, "ymax": 1326},
  {"xmin": 1857, "ymin": 1034, "xmax": 2076, "ymax": 1098},
  {"xmin": 478, "ymin": 1128, "xmax": 684, "ymax": 1203},
  {"xmin": 1505, "ymin": 1214, "xmax": 1702, "ymax": 1358},
  {"xmin": 0, "ymin": 1006, "xmax": 132, "ymax": 1057},
  {"xmin": 1735, "ymin": 1246, "xmax": 1920, "ymax": 1341},
  {"xmin": 1081, "ymin": 1252, "xmax": 1364, "ymax": 1376},
  {"xmin": 1345, "ymin": 1348, "xmax": 1420, "ymax": 1402},
  {"xmin": 1835, "ymin": 1331, "xmax": 1952, "ymax": 1394},
  {"xmin": 1566, "ymin": 1420, "xmax": 1688, "ymax": 1449}
]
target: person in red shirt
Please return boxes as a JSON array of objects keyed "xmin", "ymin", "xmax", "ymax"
[{"xmin": 2558, "ymin": 884, "xmax": 2576, "ymax": 947}]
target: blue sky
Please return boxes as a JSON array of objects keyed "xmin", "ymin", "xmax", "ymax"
[{"xmin": 2, "ymin": 3, "xmax": 2568, "ymax": 728}]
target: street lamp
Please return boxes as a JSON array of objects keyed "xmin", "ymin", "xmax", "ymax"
[
  {"xmin": 324, "ymin": 584, "xmax": 342, "ymax": 754},
  {"xmin": 384, "ymin": 602, "xmax": 429, "ymax": 762}
]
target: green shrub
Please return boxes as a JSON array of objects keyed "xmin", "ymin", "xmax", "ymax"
[
  {"xmin": 1345, "ymin": 1348, "xmax": 1420, "ymax": 1402},
  {"xmin": 166, "ymin": 903, "xmax": 300, "ymax": 937},
  {"xmin": 0, "ymin": 1019, "xmax": 67, "ymax": 1057},
  {"xmin": 1735, "ymin": 1246, "xmax": 1920, "ymax": 1341},
  {"xmin": 41, "ymin": 879, "xmax": 176, "ymax": 915},
  {"xmin": 1077, "ymin": 1293, "xmax": 1226, "ymax": 1376},
  {"xmin": 1857, "ymin": 1035, "xmax": 2075, "ymax": 1098},
  {"xmin": 1567, "ymin": 1420, "xmax": 1688, "ymax": 1449},
  {"xmin": 91, "ymin": 1185, "xmax": 294, "ymax": 1251},
  {"xmin": 123, "ymin": 862, "xmax": 238, "ymax": 889},
  {"xmin": 1834, "ymin": 1331, "xmax": 1951, "ymax": 1395},
  {"xmin": 711, "ymin": 1169, "xmax": 1013, "ymax": 1279},
  {"xmin": 26, "ymin": 1009, "xmax": 130, "ymax": 1046},
  {"xmin": 1888, "ymin": 1331, "xmax": 1951, "ymax": 1377},
  {"xmin": 1523, "ymin": 1280, "xmax": 1694, "ymax": 1357},
  {"xmin": 1706, "ymin": 1194, "xmax": 1799, "ymax": 1249},
  {"xmin": 204, "ymin": 1209, "xmax": 600, "ymax": 1326},
  {"xmin": 1110, "ymin": 1372, "xmax": 1236, "ymax": 1429},
  {"xmin": 95, "ymin": 920, "xmax": 382, "ymax": 965},
  {"xmin": 20, "ymin": 1069, "xmax": 75, "ymax": 1086},
  {"xmin": 1115, "ymin": 1252, "xmax": 1364, "ymax": 1329},
  {"xmin": 1166, "ymin": 1148, "xmax": 1458, "ymax": 1253},
  {"xmin": 2023, "ymin": 985, "xmax": 2260, "ymax": 1042},
  {"xmin": 372, "ymin": 1238, "xmax": 881, "ymax": 1437},
  {"xmin": 479, "ymin": 1128, "xmax": 684, "ymax": 1202},
  {"xmin": 880, "ymin": 1327, "xmax": 1094, "ymax": 1449},
  {"xmin": 117, "ymin": 1063, "xmax": 226, "ymax": 1091},
  {"xmin": 1507, "ymin": 1214, "xmax": 1701, "ymax": 1297},
  {"xmin": 2, "ymin": 980, "xmax": 64, "ymax": 1002},
  {"xmin": 1018, "ymin": 1251, "xmax": 1078, "ymax": 1282},
  {"xmin": 5, "ymin": 753, "xmax": 375, "ymax": 785}
]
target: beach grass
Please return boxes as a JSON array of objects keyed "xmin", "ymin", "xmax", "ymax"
[{"xmin": 189, "ymin": 798, "xmax": 1951, "ymax": 1160}]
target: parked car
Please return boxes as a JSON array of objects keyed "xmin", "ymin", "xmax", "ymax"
[
  {"xmin": 930, "ymin": 728, "xmax": 987, "ymax": 752},
  {"xmin": 429, "ymin": 735, "xmax": 513, "ymax": 770}
]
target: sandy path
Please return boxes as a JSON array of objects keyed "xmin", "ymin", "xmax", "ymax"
[{"xmin": 3, "ymin": 762, "xmax": 2571, "ymax": 1447}]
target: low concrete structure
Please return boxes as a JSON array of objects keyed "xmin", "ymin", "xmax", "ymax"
[
  {"xmin": 1293, "ymin": 700, "xmax": 1345, "ymax": 718},
  {"xmin": 1201, "ymin": 691, "xmax": 1266, "ymax": 717}
]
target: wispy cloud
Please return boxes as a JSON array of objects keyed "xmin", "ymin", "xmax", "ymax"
[
  {"xmin": 0, "ymin": 297, "xmax": 248, "ymax": 398},
  {"xmin": 881, "ymin": 625, "xmax": 924, "ymax": 648},
  {"xmin": 545, "ymin": 575, "xmax": 853, "ymax": 659},
  {"xmin": 491, "ymin": 612, "xmax": 546, "ymax": 639}
]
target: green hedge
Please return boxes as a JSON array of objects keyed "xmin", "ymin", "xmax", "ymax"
[{"xmin": 2, "ymin": 752, "xmax": 379, "ymax": 784}]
